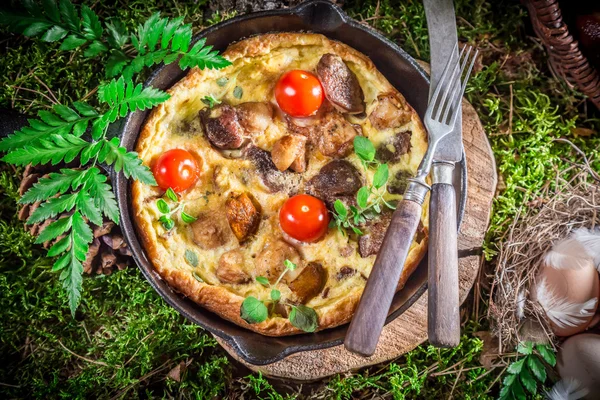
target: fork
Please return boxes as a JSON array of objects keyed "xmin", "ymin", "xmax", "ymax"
[{"xmin": 344, "ymin": 43, "xmax": 479, "ymax": 357}]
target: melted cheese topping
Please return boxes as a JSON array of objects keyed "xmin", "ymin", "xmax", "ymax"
[{"xmin": 133, "ymin": 34, "xmax": 429, "ymax": 328}]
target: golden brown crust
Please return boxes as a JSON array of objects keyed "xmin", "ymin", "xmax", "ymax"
[{"xmin": 132, "ymin": 32, "xmax": 429, "ymax": 336}]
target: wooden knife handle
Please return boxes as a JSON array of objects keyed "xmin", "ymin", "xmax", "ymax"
[
  {"xmin": 344, "ymin": 199, "xmax": 422, "ymax": 356},
  {"xmin": 427, "ymin": 183, "xmax": 460, "ymax": 347}
]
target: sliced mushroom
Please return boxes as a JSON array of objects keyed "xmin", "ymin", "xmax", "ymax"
[
  {"xmin": 236, "ymin": 102, "xmax": 274, "ymax": 134},
  {"xmin": 225, "ymin": 192, "xmax": 261, "ymax": 242},
  {"xmin": 369, "ymin": 93, "xmax": 412, "ymax": 130},
  {"xmin": 255, "ymin": 239, "xmax": 301, "ymax": 284},
  {"xmin": 376, "ymin": 131, "xmax": 412, "ymax": 162},
  {"xmin": 288, "ymin": 262, "xmax": 327, "ymax": 303},
  {"xmin": 201, "ymin": 105, "xmax": 245, "ymax": 149},
  {"xmin": 336, "ymin": 266, "xmax": 356, "ymax": 281},
  {"xmin": 190, "ymin": 212, "xmax": 231, "ymax": 250},
  {"xmin": 358, "ymin": 212, "xmax": 392, "ymax": 257},
  {"xmin": 316, "ymin": 53, "xmax": 365, "ymax": 114},
  {"xmin": 271, "ymin": 135, "xmax": 307, "ymax": 171},
  {"xmin": 216, "ymin": 249, "xmax": 250, "ymax": 284},
  {"xmin": 317, "ymin": 112, "xmax": 359, "ymax": 158},
  {"xmin": 243, "ymin": 146, "xmax": 302, "ymax": 194},
  {"xmin": 388, "ymin": 169, "xmax": 412, "ymax": 195},
  {"xmin": 306, "ymin": 160, "xmax": 362, "ymax": 206}
]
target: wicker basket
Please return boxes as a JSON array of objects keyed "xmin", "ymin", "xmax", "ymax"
[{"xmin": 524, "ymin": 0, "xmax": 600, "ymax": 109}]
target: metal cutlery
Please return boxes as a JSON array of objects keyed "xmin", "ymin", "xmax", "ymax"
[{"xmin": 344, "ymin": 43, "xmax": 478, "ymax": 357}]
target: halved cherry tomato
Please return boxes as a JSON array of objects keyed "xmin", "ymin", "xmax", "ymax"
[
  {"xmin": 275, "ymin": 70, "xmax": 324, "ymax": 117},
  {"xmin": 152, "ymin": 149, "xmax": 199, "ymax": 192},
  {"xmin": 279, "ymin": 194, "xmax": 329, "ymax": 242}
]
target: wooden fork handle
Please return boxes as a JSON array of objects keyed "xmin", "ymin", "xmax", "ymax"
[
  {"xmin": 427, "ymin": 182, "xmax": 460, "ymax": 347},
  {"xmin": 344, "ymin": 199, "xmax": 422, "ymax": 357}
]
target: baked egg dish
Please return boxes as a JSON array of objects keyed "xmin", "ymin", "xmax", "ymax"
[{"xmin": 132, "ymin": 33, "xmax": 429, "ymax": 336}]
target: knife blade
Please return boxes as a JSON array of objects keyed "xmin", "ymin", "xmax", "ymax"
[{"xmin": 423, "ymin": 0, "xmax": 462, "ymax": 348}]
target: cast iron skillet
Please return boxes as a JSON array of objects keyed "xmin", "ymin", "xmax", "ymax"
[{"xmin": 113, "ymin": 0, "xmax": 467, "ymax": 365}]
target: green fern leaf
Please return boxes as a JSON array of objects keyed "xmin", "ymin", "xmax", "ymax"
[
  {"xmin": 85, "ymin": 167, "xmax": 119, "ymax": 223},
  {"xmin": 42, "ymin": 0, "xmax": 60, "ymax": 22},
  {"xmin": 179, "ymin": 39, "xmax": 232, "ymax": 70},
  {"xmin": 41, "ymin": 24, "xmax": 67, "ymax": 42},
  {"xmin": 97, "ymin": 77, "xmax": 170, "ymax": 118},
  {"xmin": 58, "ymin": 0, "xmax": 79, "ymax": 32},
  {"xmin": 2, "ymin": 134, "xmax": 88, "ymax": 166},
  {"xmin": 0, "ymin": 104, "xmax": 95, "ymax": 152},
  {"xmin": 105, "ymin": 19, "xmax": 128, "ymax": 49},
  {"xmin": 526, "ymin": 356, "xmax": 547, "ymax": 383},
  {"xmin": 27, "ymin": 192, "xmax": 78, "ymax": 224},
  {"xmin": 76, "ymin": 190, "xmax": 103, "ymax": 225},
  {"xmin": 97, "ymin": 137, "xmax": 156, "ymax": 185},
  {"xmin": 19, "ymin": 168, "xmax": 87, "ymax": 204},
  {"xmin": 36, "ymin": 215, "xmax": 73, "ymax": 243}
]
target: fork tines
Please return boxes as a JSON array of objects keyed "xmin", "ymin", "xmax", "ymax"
[{"xmin": 427, "ymin": 43, "xmax": 479, "ymax": 127}]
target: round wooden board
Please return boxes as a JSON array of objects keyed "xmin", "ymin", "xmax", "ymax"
[{"xmin": 216, "ymin": 99, "xmax": 496, "ymax": 381}]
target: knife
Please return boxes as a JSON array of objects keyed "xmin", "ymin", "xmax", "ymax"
[{"xmin": 424, "ymin": 0, "xmax": 462, "ymax": 347}]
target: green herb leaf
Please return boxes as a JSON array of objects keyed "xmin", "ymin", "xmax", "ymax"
[
  {"xmin": 256, "ymin": 276, "xmax": 269, "ymax": 286},
  {"xmin": 180, "ymin": 211, "xmax": 197, "ymax": 224},
  {"xmin": 284, "ymin": 259, "xmax": 297, "ymax": 271},
  {"xmin": 506, "ymin": 358, "xmax": 525, "ymax": 374},
  {"xmin": 165, "ymin": 187, "xmax": 178, "ymax": 202},
  {"xmin": 535, "ymin": 344, "xmax": 556, "ymax": 366},
  {"xmin": 356, "ymin": 187, "xmax": 370, "ymax": 209},
  {"xmin": 156, "ymin": 199, "xmax": 170, "ymax": 213},
  {"xmin": 159, "ymin": 215, "xmax": 174, "ymax": 230},
  {"xmin": 289, "ymin": 305, "xmax": 318, "ymax": 332},
  {"xmin": 519, "ymin": 365, "xmax": 537, "ymax": 394},
  {"xmin": 240, "ymin": 296, "xmax": 268, "ymax": 324},
  {"xmin": 526, "ymin": 355, "xmax": 546, "ymax": 383},
  {"xmin": 201, "ymin": 94, "xmax": 221, "ymax": 108},
  {"xmin": 192, "ymin": 272, "xmax": 203, "ymax": 282},
  {"xmin": 517, "ymin": 342, "xmax": 533, "ymax": 355},
  {"xmin": 270, "ymin": 289, "xmax": 281, "ymax": 301},
  {"xmin": 511, "ymin": 378, "xmax": 527, "ymax": 400},
  {"xmin": 184, "ymin": 249, "xmax": 199, "ymax": 267},
  {"xmin": 373, "ymin": 163, "xmax": 389, "ymax": 189},
  {"xmin": 216, "ymin": 77, "xmax": 228, "ymax": 86},
  {"xmin": 353, "ymin": 136, "xmax": 376, "ymax": 162},
  {"xmin": 334, "ymin": 199, "xmax": 348, "ymax": 219},
  {"xmin": 233, "ymin": 86, "xmax": 243, "ymax": 99}
]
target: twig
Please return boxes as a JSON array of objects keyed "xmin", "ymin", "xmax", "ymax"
[
  {"xmin": 57, "ymin": 340, "xmax": 110, "ymax": 367},
  {"xmin": 34, "ymin": 75, "xmax": 60, "ymax": 104}
]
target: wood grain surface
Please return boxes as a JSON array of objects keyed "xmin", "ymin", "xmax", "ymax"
[
  {"xmin": 216, "ymin": 98, "xmax": 496, "ymax": 381},
  {"xmin": 428, "ymin": 183, "xmax": 460, "ymax": 347}
]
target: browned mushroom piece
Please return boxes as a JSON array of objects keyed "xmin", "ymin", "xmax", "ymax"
[
  {"xmin": 316, "ymin": 112, "xmax": 360, "ymax": 158},
  {"xmin": 306, "ymin": 160, "xmax": 362, "ymax": 206},
  {"xmin": 358, "ymin": 212, "xmax": 393, "ymax": 257},
  {"xmin": 288, "ymin": 262, "xmax": 327, "ymax": 303},
  {"xmin": 255, "ymin": 239, "xmax": 302, "ymax": 284},
  {"xmin": 225, "ymin": 192, "xmax": 261, "ymax": 242},
  {"xmin": 376, "ymin": 130, "xmax": 412, "ymax": 162},
  {"xmin": 201, "ymin": 104, "xmax": 245, "ymax": 149},
  {"xmin": 289, "ymin": 145, "xmax": 307, "ymax": 173},
  {"xmin": 243, "ymin": 146, "xmax": 302, "ymax": 194},
  {"xmin": 316, "ymin": 53, "xmax": 365, "ymax": 114},
  {"xmin": 190, "ymin": 212, "xmax": 232, "ymax": 250},
  {"xmin": 369, "ymin": 93, "xmax": 412, "ymax": 131},
  {"xmin": 216, "ymin": 249, "xmax": 251, "ymax": 284},
  {"xmin": 271, "ymin": 134, "xmax": 307, "ymax": 171},
  {"xmin": 236, "ymin": 102, "xmax": 274, "ymax": 134}
]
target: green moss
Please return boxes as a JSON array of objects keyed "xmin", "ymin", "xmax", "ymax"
[{"xmin": 1, "ymin": 0, "xmax": 599, "ymax": 398}]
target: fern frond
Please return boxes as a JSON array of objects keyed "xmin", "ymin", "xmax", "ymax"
[
  {"xmin": 84, "ymin": 167, "xmax": 119, "ymax": 224},
  {"xmin": 0, "ymin": 102, "xmax": 97, "ymax": 152},
  {"xmin": 97, "ymin": 137, "xmax": 156, "ymax": 185},
  {"xmin": 2, "ymin": 134, "xmax": 89, "ymax": 166},
  {"xmin": 19, "ymin": 168, "xmax": 87, "ymax": 204}
]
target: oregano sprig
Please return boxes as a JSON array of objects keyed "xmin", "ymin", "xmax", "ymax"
[
  {"xmin": 331, "ymin": 136, "xmax": 395, "ymax": 236},
  {"xmin": 240, "ymin": 259, "xmax": 319, "ymax": 332},
  {"xmin": 156, "ymin": 187, "xmax": 197, "ymax": 230},
  {"xmin": 0, "ymin": 2, "xmax": 231, "ymax": 79}
]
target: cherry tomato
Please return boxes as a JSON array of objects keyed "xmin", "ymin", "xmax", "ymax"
[
  {"xmin": 152, "ymin": 149, "xmax": 199, "ymax": 192},
  {"xmin": 275, "ymin": 70, "xmax": 324, "ymax": 117},
  {"xmin": 279, "ymin": 194, "xmax": 329, "ymax": 242}
]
